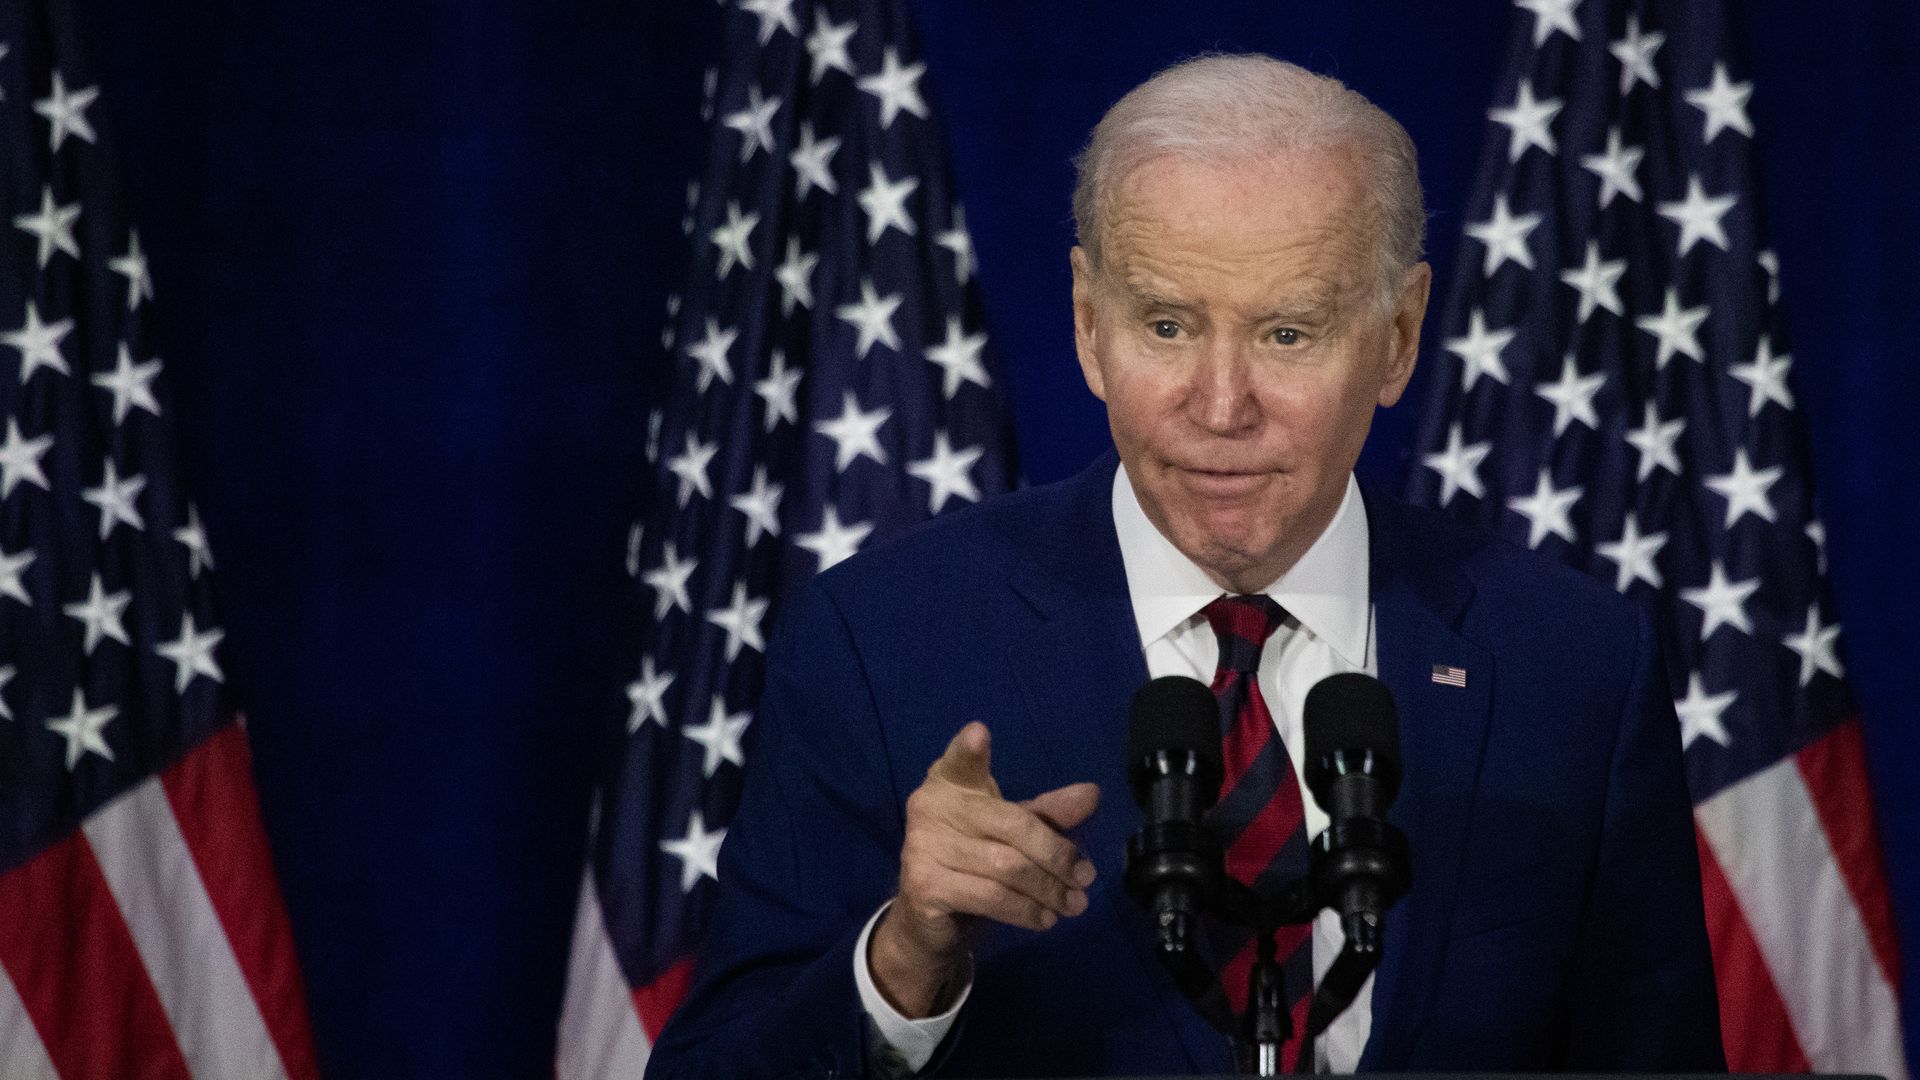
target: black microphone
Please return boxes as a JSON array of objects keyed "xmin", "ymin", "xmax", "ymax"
[
  {"xmin": 1303, "ymin": 672, "xmax": 1410, "ymax": 957},
  {"xmin": 1124, "ymin": 676, "xmax": 1226, "ymax": 1005}
]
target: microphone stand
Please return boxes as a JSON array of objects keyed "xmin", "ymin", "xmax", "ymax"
[{"xmin": 1141, "ymin": 820, "xmax": 1410, "ymax": 1077}]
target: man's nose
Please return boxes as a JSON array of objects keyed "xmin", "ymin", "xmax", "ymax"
[{"xmin": 1189, "ymin": 337, "xmax": 1259, "ymax": 435}]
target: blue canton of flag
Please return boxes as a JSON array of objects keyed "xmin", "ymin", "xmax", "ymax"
[
  {"xmin": 556, "ymin": 1, "xmax": 1016, "ymax": 1073},
  {"xmin": 1407, "ymin": 1, "xmax": 1904, "ymax": 1073},
  {"xmin": 0, "ymin": 1, "xmax": 319, "ymax": 1075}
]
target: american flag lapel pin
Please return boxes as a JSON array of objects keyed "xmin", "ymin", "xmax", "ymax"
[{"xmin": 1431, "ymin": 664, "xmax": 1468, "ymax": 688}]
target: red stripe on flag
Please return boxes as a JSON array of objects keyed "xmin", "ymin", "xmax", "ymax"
[
  {"xmin": 0, "ymin": 830, "xmax": 193, "ymax": 1080},
  {"xmin": 1694, "ymin": 824, "xmax": 1812, "ymax": 1072},
  {"xmin": 632, "ymin": 955, "xmax": 695, "ymax": 1041},
  {"xmin": 1794, "ymin": 717, "xmax": 1903, "ymax": 989},
  {"xmin": 161, "ymin": 721, "xmax": 322, "ymax": 1080}
]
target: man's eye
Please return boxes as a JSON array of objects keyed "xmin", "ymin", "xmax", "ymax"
[
  {"xmin": 1272, "ymin": 327, "xmax": 1301, "ymax": 345},
  {"xmin": 1151, "ymin": 320, "xmax": 1181, "ymax": 339}
]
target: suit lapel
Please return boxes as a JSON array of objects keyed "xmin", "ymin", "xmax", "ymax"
[
  {"xmin": 1357, "ymin": 487, "xmax": 1495, "ymax": 1070},
  {"xmin": 1001, "ymin": 456, "xmax": 1231, "ymax": 1071}
]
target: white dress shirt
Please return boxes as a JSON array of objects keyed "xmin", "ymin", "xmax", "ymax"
[{"xmin": 854, "ymin": 464, "xmax": 1377, "ymax": 1073}]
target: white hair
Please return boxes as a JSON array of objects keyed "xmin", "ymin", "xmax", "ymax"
[{"xmin": 1072, "ymin": 54, "xmax": 1426, "ymax": 309}]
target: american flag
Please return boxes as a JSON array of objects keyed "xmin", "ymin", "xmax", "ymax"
[
  {"xmin": 1408, "ymin": 0, "xmax": 1905, "ymax": 1072},
  {"xmin": 0, "ymin": 2, "xmax": 319, "ymax": 1077},
  {"xmin": 553, "ymin": 0, "xmax": 1015, "ymax": 1073}
]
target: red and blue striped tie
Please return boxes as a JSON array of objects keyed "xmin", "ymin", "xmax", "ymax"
[{"xmin": 1202, "ymin": 593, "xmax": 1313, "ymax": 1071}]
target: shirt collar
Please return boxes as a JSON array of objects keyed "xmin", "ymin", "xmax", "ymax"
[{"xmin": 1110, "ymin": 463, "xmax": 1371, "ymax": 667}]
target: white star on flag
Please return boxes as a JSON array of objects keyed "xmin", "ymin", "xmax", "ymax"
[
  {"xmin": 1680, "ymin": 561, "xmax": 1761, "ymax": 640},
  {"xmin": 626, "ymin": 657, "xmax": 673, "ymax": 733},
  {"xmin": 1515, "ymin": 0, "xmax": 1582, "ymax": 45},
  {"xmin": 1421, "ymin": 423, "xmax": 1491, "ymax": 507},
  {"xmin": 1610, "ymin": 14, "xmax": 1665, "ymax": 94},
  {"xmin": 46, "ymin": 688, "xmax": 117, "ymax": 769},
  {"xmin": 12, "ymin": 186, "xmax": 81, "ymax": 268},
  {"xmin": 642, "ymin": 542, "xmax": 697, "ymax": 619},
  {"xmin": 1704, "ymin": 448, "xmax": 1783, "ymax": 527},
  {"xmin": 774, "ymin": 238, "xmax": 819, "ymax": 314},
  {"xmin": 81, "ymin": 459, "xmax": 147, "ymax": 539},
  {"xmin": 1685, "ymin": 62, "xmax": 1754, "ymax": 143},
  {"xmin": 62, "ymin": 572, "xmax": 132, "ymax": 655},
  {"xmin": 686, "ymin": 318, "xmax": 738, "ymax": 392},
  {"xmin": 813, "ymin": 391, "xmax": 891, "ymax": 471},
  {"xmin": 908, "ymin": 432, "xmax": 984, "ymax": 513},
  {"xmin": 1634, "ymin": 287, "xmax": 1709, "ymax": 368},
  {"xmin": 91, "ymin": 344, "xmax": 164, "ymax": 424},
  {"xmin": 706, "ymin": 581, "xmax": 769, "ymax": 663},
  {"xmin": 708, "ymin": 201, "xmax": 759, "ymax": 280},
  {"xmin": 753, "ymin": 350, "xmax": 802, "ymax": 431},
  {"xmin": 796, "ymin": 506, "xmax": 873, "ymax": 572},
  {"xmin": 1558, "ymin": 240, "xmax": 1627, "ymax": 322},
  {"xmin": 1624, "ymin": 401, "xmax": 1686, "ymax": 481},
  {"xmin": 1729, "ymin": 338, "xmax": 1795, "ymax": 417},
  {"xmin": 804, "ymin": 12, "xmax": 857, "ymax": 85},
  {"xmin": 1596, "ymin": 513, "xmax": 1668, "ymax": 592},
  {"xmin": 728, "ymin": 466, "xmax": 784, "ymax": 546},
  {"xmin": 738, "ymin": 0, "xmax": 798, "ymax": 44},
  {"xmin": 1783, "ymin": 604, "xmax": 1844, "ymax": 686},
  {"xmin": 0, "ymin": 418, "xmax": 53, "ymax": 497},
  {"xmin": 857, "ymin": 163, "xmax": 919, "ymax": 244},
  {"xmin": 1445, "ymin": 308, "xmax": 1516, "ymax": 390},
  {"xmin": 1580, "ymin": 127, "xmax": 1645, "ymax": 208},
  {"xmin": 1507, "ymin": 468, "xmax": 1583, "ymax": 548},
  {"xmin": 33, "ymin": 71, "xmax": 99, "ymax": 151},
  {"xmin": 683, "ymin": 697, "xmax": 752, "ymax": 779},
  {"xmin": 856, "ymin": 47, "xmax": 928, "ymax": 129},
  {"xmin": 0, "ymin": 666, "xmax": 12, "ymax": 720},
  {"xmin": 155, "ymin": 613, "xmax": 225, "ymax": 692},
  {"xmin": 0, "ymin": 545, "xmax": 34, "ymax": 607},
  {"xmin": 1535, "ymin": 354, "xmax": 1607, "ymax": 437},
  {"xmin": 658, "ymin": 810, "xmax": 726, "ymax": 893},
  {"xmin": 666, "ymin": 434, "xmax": 719, "ymax": 506},
  {"xmin": 1488, "ymin": 80, "xmax": 1563, "ymax": 162},
  {"xmin": 1465, "ymin": 193, "xmax": 1542, "ymax": 275},
  {"xmin": 834, "ymin": 279, "xmax": 903, "ymax": 359},
  {"xmin": 4, "ymin": 300, "xmax": 75, "ymax": 382},
  {"xmin": 924, "ymin": 317, "xmax": 990, "ymax": 398},
  {"xmin": 722, "ymin": 84, "xmax": 781, "ymax": 164},
  {"xmin": 935, "ymin": 208, "xmax": 977, "ymax": 286},
  {"xmin": 110, "ymin": 231, "xmax": 155, "ymax": 310},
  {"xmin": 175, "ymin": 506, "xmax": 215, "ymax": 577},
  {"xmin": 1657, "ymin": 175, "xmax": 1738, "ymax": 257},
  {"xmin": 1674, "ymin": 672, "xmax": 1737, "ymax": 750},
  {"xmin": 788, "ymin": 123, "xmax": 841, "ymax": 200}
]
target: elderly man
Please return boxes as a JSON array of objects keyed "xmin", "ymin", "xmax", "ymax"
[{"xmin": 647, "ymin": 55, "xmax": 1723, "ymax": 1078}]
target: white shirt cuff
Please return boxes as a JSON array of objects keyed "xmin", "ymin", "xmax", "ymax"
[{"xmin": 853, "ymin": 901, "xmax": 971, "ymax": 1075}]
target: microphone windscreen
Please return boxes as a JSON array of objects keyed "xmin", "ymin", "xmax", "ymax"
[
  {"xmin": 1303, "ymin": 672, "xmax": 1402, "ymax": 799},
  {"xmin": 1128, "ymin": 675, "xmax": 1222, "ymax": 780}
]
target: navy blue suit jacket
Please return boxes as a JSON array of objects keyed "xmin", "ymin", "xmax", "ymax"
[{"xmin": 647, "ymin": 454, "xmax": 1724, "ymax": 1078}]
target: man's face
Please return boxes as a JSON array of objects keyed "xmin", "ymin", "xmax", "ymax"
[{"xmin": 1071, "ymin": 148, "xmax": 1430, "ymax": 592}]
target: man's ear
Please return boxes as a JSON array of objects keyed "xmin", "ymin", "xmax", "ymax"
[
  {"xmin": 1376, "ymin": 261, "xmax": 1432, "ymax": 408},
  {"xmin": 1070, "ymin": 245, "xmax": 1106, "ymax": 401}
]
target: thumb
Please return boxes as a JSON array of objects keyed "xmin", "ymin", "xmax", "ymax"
[
  {"xmin": 1023, "ymin": 781, "xmax": 1100, "ymax": 832},
  {"xmin": 928, "ymin": 721, "xmax": 998, "ymax": 795}
]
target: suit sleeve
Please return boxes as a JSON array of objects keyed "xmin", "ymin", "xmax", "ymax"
[
  {"xmin": 644, "ymin": 579, "xmax": 924, "ymax": 1080},
  {"xmin": 1561, "ymin": 603, "xmax": 1727, "ymax": 1069}
]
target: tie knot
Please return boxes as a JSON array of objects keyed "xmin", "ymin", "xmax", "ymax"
[{"xmin": 1201, "ymin": 594, "xmax": 1286, "ymax": 674}]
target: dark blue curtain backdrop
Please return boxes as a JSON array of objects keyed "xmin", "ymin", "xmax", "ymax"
[{"xmin": 75, "ymin": 1, "xmax": 1916, "ymax": 1076}]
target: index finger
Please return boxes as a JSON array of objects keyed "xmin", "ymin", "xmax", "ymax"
[{"xmin": 927, "ymin": 721, "xmax": 999, "ymax": 796}]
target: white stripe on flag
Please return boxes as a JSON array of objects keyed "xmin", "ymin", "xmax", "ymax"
[
  {"xmin": 1696, "ymin": 756, "xmax": 1908, "ymax": 1080},
  {"xmin": 0, "ymin": 958, "xmax": 60, "ymax": 1080},
  {"xmin": 557, "ymin": 865, "xmax": 653, "ymax": 1080},
  {"xmin": 82, "ymin": 777, "xmax": 292, "ymax": 1080}
]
